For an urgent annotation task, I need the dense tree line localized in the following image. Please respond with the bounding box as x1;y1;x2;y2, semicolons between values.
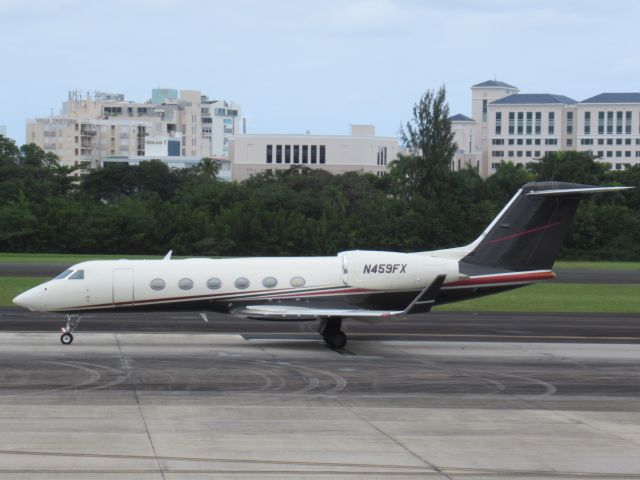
0;134;638;260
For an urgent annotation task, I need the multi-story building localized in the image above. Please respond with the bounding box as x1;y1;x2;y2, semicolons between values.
229;125;398;181
451;80;640;176
26;89;242;171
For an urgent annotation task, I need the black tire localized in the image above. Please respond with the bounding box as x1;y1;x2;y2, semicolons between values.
324;331;347;349
60;332;73;345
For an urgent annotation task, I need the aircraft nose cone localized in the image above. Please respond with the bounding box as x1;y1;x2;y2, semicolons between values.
13;288;43;311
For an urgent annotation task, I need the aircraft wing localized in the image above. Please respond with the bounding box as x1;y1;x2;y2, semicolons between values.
232;275;447;321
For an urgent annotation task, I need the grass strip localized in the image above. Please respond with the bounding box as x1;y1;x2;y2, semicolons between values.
0;277;49;307
436;283;640;314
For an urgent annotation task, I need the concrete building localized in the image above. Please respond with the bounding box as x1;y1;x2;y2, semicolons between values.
229;125;399;181
26;89;241;172
450;80;640;176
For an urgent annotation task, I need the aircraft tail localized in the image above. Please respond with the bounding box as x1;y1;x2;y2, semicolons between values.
459;181;631;273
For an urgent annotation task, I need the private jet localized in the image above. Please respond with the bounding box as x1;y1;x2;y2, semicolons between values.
13;181;630;348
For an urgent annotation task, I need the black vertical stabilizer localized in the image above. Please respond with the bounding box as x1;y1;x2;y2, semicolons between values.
460;182;628;273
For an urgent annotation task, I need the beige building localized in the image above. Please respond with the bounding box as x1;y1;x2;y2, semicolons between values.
451;80;640;176
26;89;241;171
229;125;399;181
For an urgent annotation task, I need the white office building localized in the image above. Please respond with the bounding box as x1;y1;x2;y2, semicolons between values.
229;125;399;181
451;80;640;176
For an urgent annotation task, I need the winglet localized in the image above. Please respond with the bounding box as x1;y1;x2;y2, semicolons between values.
163;250;173;260
402;274;446;315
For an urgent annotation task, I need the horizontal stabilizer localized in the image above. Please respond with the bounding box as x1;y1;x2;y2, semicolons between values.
527;186;632;196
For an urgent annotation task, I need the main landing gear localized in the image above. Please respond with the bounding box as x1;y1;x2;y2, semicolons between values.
60;314;81;345
319;318;347;349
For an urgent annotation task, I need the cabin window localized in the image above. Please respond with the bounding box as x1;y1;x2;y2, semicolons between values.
290;276;305;287
262;277;277;288
150;278;165;291
68;270;84;280
54;269;73;280
234;277;250;289
178;278;193;290
207;277;222;290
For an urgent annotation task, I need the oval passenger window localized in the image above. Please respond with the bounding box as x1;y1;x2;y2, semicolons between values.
150;278;165;291
178;278;193;290
290;276;305;287
262;277;277;288
234;277;250;289
207;277;222;290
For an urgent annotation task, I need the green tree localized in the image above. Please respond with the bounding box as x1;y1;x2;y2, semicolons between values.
392;85;457;198
528;150;608;184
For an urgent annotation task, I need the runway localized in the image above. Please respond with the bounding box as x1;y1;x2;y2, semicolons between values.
1;307;640;478
1;262;640;283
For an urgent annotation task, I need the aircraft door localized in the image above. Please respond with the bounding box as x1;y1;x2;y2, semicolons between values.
112;268;134;306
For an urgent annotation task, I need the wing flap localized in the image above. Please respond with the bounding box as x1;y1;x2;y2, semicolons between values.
233;274;447;321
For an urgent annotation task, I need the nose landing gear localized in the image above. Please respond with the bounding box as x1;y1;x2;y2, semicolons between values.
60;314;81;345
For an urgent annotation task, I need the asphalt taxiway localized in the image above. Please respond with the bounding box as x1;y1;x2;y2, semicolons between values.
1;309;640;478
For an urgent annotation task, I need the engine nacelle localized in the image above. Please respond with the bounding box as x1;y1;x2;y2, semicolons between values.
339;250;458;290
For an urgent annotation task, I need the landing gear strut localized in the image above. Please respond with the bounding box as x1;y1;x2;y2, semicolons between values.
60;314;81;345
319;318;347;349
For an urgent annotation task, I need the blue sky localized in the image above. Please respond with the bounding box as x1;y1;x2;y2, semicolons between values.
1;0;639;144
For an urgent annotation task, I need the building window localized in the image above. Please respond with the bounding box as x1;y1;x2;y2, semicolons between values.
607;138;613;145
310;145;317;164
495;112;502;135
616;138;622;145
607;111;613;134
319;145;326;164
492;151;504;157
584;111;591;134
266;145;272;163
616;111;623;134
293;145;300;163
285;145;291;164
535;112;541;135
517;138;523;145
548;112;555;135
302;145;308;163
517;112;523;135
598;111;605;134
567;111;573;135
534;138;541;145
626;151;632;157
276;145;282;163
535;151;541;157
598;151;604;158
508;151;514;156
517;151;523;157
567;139;573;146
626;138;632;145
607;151;613;157
616;151;622;157
508;112;515;135
525;138;532;145
482;99;488;122
526;112;532;135
626;111;632;134
508;138;514;145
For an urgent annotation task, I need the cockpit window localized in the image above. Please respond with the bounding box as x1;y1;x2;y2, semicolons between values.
54;269;73;280
68;270;85;280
